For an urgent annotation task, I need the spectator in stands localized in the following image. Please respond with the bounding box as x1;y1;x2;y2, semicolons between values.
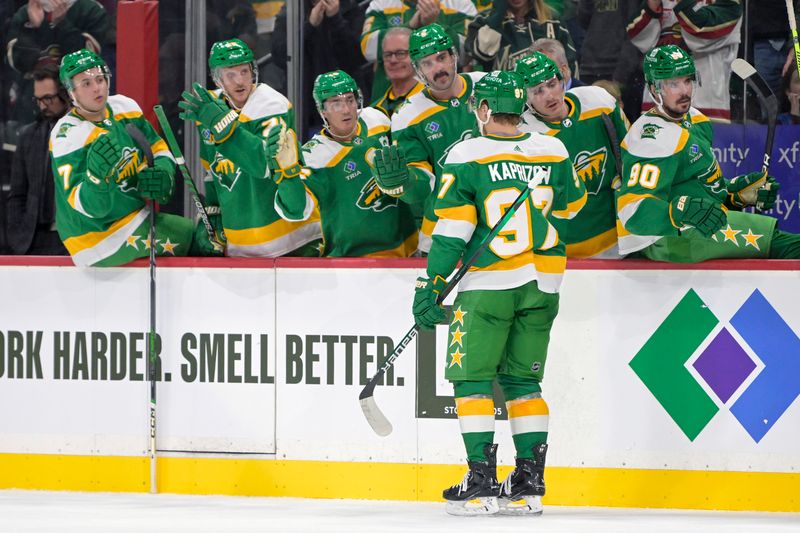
274;0;369;138
7;64;69;255
626;0;741;122
465;0;577;72
5;0;109;123
532;38;583;89
360;0;477;102
578;0;642;120
778;65;800;125
749;0;799;99
372;27;424;118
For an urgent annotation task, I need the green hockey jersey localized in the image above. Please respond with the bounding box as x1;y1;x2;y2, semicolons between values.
275;107;418;257
360;0;477;101
616;108;725;254
391;71;484;252
50;94;180;266
198;83;321;257
430;132;586;294
521;86;629;258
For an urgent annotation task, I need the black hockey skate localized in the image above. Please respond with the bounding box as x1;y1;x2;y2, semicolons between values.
497;443;547;515
443;444;500;516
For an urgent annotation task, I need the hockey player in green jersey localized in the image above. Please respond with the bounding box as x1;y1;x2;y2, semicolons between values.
413;70;584;516
375;23;485;253
178;39;322;257
50;49;217;267
617;45;800;261
517;51;628;259
273;70;418;257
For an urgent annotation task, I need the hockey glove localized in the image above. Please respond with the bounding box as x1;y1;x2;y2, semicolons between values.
669;195;727;238
374;144;410;197
86;132;122;189
727;172;780;210
266;123;303;184
138;166;174;204
412;276;447;330
189;218;225;257
178;82;239;143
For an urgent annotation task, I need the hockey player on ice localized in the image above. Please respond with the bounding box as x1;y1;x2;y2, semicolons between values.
374;23;485;254
617;45;800;261
412;70;584;516
273;70;419;257
517;51;629;259
179;39;322;258
50;49;219;267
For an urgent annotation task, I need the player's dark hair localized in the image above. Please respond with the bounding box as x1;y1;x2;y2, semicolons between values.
33;63;69;103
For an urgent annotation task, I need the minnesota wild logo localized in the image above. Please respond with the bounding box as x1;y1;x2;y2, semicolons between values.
56;122;75;138
573;147;607;194
357;178;398;213
115;147;140;192
641;123;663;140
210;152;241;192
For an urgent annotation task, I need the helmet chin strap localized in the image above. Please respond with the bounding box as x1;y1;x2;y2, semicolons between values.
474;108;491;135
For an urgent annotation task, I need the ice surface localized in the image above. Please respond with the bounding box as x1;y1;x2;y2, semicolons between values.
0;490;797;533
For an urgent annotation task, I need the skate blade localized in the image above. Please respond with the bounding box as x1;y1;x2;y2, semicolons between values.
498;495;543;516
445;497;499;516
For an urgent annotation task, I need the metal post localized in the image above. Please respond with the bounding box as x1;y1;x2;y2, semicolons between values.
286;0;303;136
184;0;207;217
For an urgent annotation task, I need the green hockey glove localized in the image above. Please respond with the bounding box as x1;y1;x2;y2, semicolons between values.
178;82;239;143
86;133;122;189
412;276;447;330
727;172;780;210
669;195;727;238
138;166;174;204
374;144;410;197
189;218;225;256
266;123;303;184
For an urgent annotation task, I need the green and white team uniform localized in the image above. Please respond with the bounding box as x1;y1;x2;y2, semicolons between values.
617;108;795;261
360;0;476;101
520;86;629;258
390;71;485;252
51;95;193;267
275;107;418;257
198;84;322;257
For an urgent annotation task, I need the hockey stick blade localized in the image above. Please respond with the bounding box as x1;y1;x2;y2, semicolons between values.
359;388;393;437
732;59;779;117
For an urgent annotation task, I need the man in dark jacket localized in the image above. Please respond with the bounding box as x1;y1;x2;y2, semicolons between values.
6;64;69;255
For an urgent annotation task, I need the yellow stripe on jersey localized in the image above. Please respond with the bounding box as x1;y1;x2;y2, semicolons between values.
421;216;436;237
533;253;566;274
327;146;352;168
368;124;390;136
616;219;631;237
114;111;143;121
552;189;587;219
566;227;618;258
225;217;318;246
408;105;445;127
474;154;566;165
84;126;107;147
468;252;534;272
579;107;614;121
63;208;143;255
617;192;659;213
151;139;168;154
409;161;434;173
364;231;418;258
434;204;477;224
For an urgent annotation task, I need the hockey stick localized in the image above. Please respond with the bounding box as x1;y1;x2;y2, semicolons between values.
731;59;778;210
360;175;545;436
786;0;800;82
125;124;158;494
600;112;623;182
152;105;225;252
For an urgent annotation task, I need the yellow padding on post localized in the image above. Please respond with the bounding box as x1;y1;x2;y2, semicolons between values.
507;397;549;418
455;397;495;416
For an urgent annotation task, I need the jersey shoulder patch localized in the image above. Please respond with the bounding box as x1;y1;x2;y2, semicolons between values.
302;134;346;169
50;114;102;158
108;94;143;118
623;115;687;159
570;86;616;117
239;83;292;122
391;91;444;131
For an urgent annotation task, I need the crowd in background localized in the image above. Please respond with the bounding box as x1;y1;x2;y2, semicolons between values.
1;0;799;257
